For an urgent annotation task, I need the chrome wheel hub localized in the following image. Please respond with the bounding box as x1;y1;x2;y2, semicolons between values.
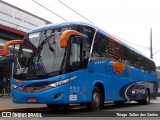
93;92;100;107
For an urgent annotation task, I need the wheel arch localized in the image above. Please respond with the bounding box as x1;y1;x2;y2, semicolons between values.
94;82;105;102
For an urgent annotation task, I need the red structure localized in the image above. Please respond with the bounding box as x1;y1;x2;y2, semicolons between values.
0;0;51;46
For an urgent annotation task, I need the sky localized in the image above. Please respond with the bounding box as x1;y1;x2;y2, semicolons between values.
3;0;160;66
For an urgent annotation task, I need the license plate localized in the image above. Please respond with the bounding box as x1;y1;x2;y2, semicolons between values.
27;98;37;103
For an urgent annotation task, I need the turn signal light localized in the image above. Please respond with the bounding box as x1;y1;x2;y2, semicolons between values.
16;79;23;84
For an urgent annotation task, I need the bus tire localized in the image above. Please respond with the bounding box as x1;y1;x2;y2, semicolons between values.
138;90;150;105
87;86;103;111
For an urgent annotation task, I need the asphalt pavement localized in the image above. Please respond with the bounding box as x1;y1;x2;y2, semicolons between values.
1;95;160;112
0;96;46;112
1;96;160;119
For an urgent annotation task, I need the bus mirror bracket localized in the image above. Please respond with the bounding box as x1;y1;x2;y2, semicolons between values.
60;30;87;48
88;57;96;61
2;40;22;56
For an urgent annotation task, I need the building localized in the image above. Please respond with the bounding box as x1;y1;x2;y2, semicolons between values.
0;0;51;91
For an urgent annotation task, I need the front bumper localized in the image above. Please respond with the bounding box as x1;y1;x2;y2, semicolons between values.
11;85;69;104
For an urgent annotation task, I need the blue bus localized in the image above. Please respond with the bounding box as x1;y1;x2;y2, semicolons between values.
2;22;158;111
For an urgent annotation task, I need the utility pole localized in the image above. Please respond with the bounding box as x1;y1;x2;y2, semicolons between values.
150;28;153;59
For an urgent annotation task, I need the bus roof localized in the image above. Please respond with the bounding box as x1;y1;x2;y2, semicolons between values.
30;21;96;33
29;21;154;63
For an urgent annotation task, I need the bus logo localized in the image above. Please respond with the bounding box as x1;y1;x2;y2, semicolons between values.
112;62;125;74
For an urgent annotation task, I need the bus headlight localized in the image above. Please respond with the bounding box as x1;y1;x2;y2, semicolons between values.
49;76;77;88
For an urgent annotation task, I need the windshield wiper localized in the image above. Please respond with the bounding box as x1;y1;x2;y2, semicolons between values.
36;33;56;61
33;33;57;71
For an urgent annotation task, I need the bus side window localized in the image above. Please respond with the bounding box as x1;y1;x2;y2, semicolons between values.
70;42;81;67
108;37;124;62
92;32;109;60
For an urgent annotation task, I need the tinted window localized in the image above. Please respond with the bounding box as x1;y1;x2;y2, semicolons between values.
123;46;156;73
108;37;123;62
93;32;109;59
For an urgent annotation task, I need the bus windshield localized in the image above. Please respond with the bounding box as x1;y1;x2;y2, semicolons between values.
14;29;67;79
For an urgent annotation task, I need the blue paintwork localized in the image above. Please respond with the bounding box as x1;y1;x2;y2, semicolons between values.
11;70;90;104
11;22;158;104
11;59;158;104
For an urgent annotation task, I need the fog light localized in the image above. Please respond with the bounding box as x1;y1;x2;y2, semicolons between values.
54;93;63;100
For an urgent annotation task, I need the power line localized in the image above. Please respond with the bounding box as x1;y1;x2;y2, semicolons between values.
153;58;160;61
153;48;160;56
121;39;149;50
33;0;159;65
57;0;95;24
33;0;149;50
108;32;150;50
57;0;149;50
32;0;67;21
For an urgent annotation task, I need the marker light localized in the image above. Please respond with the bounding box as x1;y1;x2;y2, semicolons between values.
132;90;136;94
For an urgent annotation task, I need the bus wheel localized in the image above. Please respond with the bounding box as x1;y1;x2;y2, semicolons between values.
87;86;103;111
138;90;150;105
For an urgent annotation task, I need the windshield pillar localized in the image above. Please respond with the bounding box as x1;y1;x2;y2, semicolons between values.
89;29;97;61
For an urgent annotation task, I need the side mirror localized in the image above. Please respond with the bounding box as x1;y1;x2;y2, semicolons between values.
60;30;87;48
1;40;22;56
